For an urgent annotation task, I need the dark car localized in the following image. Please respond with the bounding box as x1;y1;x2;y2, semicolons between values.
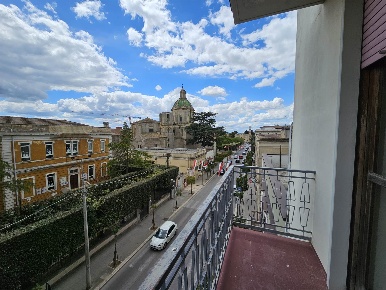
219;168;225;175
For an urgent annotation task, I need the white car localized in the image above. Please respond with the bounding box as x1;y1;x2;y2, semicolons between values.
150;221;178;250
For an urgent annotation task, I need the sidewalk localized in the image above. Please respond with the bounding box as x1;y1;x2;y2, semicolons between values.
49;172;215;290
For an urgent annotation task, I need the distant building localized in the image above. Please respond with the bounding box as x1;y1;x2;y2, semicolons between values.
235;133;251;143
132;86;196;149
0;116;112;211
254;125;290;167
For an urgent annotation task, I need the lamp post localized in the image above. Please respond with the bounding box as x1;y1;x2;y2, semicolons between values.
170;179;175;199
82;177;91;289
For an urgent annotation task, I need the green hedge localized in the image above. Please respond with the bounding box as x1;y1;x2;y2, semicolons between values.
0;166;178;289
0;167;153;231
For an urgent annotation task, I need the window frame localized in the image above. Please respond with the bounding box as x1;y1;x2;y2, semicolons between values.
46;172;57;191
88;139;93;154
45;141;54;159
88;164;95;180
100;139;105;153
66;140;79;156
20;142;31;161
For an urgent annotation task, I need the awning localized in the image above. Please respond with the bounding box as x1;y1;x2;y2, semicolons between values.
229;0;325;24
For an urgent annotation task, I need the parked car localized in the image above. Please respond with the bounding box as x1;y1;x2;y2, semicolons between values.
219;168;226;175
235;159;241;163
150;221;178;250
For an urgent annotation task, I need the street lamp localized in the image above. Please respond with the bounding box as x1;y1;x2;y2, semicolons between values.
170;179;175;199
82;178;91;289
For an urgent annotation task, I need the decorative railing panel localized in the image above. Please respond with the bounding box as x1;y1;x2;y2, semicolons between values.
140;169;234;290
233;165;316;240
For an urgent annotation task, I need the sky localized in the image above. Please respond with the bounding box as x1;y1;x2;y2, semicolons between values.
0;0;296;133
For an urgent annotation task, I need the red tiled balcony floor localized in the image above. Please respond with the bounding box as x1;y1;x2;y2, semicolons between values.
217;227;327;290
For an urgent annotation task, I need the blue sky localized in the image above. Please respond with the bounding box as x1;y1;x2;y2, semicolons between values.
0;0;296;132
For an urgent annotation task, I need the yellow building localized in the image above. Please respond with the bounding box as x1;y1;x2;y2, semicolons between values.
0;117;112;211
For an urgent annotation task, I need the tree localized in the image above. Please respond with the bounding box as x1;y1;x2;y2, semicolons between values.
229;131;238;138
186;112;225;147
216;135;243;151
186;176;196;194
236;174;249;192
108;122;152;177
1;159;32;197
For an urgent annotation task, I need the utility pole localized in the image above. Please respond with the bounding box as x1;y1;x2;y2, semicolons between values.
82;176;91;289
279;145;282;168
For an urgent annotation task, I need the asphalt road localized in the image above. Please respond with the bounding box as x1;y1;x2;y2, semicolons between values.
100;173;223;290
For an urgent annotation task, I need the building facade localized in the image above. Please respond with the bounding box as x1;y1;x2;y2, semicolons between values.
254;125;290;167
230;0;386;288
0;117;112;211
132;87;195;149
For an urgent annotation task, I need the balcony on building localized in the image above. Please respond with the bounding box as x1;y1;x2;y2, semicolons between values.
140;160;328;290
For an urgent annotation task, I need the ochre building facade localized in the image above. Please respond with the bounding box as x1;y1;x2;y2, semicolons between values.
0;117;112;211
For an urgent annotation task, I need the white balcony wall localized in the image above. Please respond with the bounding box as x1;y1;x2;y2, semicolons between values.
291;0;363;289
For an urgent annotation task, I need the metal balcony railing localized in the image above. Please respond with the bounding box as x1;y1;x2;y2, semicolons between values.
140;168;234;290
233;165;316;241
140;165;316;290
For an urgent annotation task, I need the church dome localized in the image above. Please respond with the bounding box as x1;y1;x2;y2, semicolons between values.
172;86;193;110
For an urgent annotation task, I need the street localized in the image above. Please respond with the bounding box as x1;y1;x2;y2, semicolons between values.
98;173;222;289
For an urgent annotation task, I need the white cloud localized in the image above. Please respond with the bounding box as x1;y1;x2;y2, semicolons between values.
0;2;129;101
127;27;143;46
210;99;293;132
209;6;235;38
198;86;227;97
254;77;276;88
1;86;293;132
118;1;296;85
72;0;106;21
44;2;57;14
155;85;162;91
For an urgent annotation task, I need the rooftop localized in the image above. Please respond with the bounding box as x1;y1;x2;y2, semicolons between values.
0;116;85;126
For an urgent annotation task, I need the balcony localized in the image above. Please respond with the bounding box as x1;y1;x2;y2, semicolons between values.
140;165;327;289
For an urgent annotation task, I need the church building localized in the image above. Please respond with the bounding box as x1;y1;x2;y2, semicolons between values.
131;86;195;149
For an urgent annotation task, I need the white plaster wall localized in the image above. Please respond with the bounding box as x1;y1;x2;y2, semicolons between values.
292;0;363;288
